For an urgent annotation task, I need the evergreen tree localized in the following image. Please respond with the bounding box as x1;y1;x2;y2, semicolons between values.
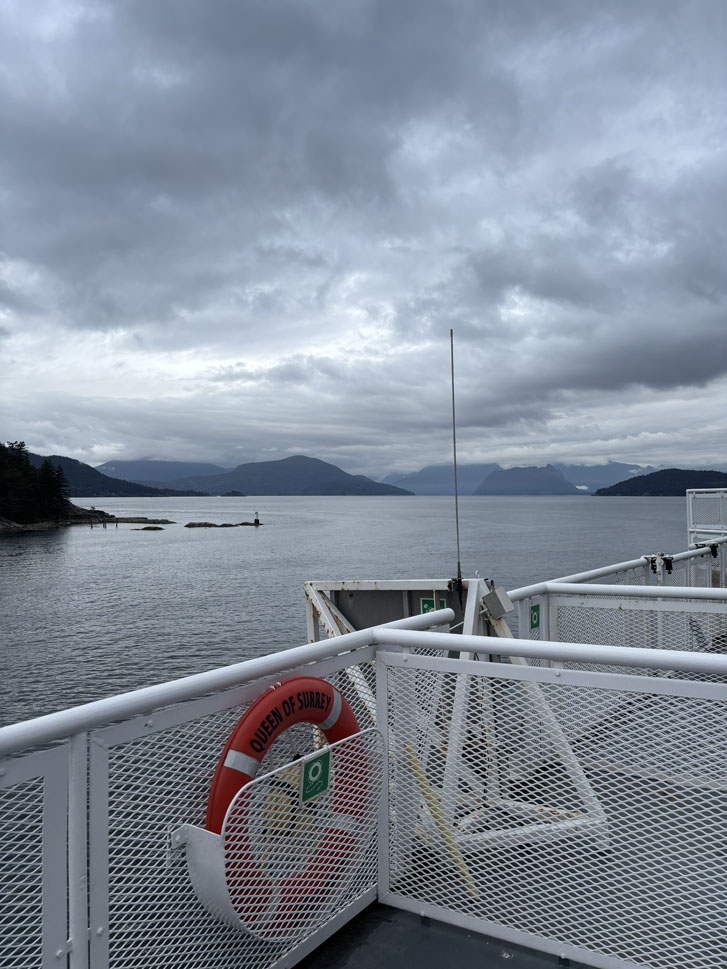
0;442;37;523
35;458;57;520
0;442;72;524
52;463;70;520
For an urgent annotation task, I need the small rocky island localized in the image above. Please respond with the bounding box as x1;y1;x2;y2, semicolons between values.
185;514;261;528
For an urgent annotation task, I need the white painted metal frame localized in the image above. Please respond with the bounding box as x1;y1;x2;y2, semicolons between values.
687;488;727;545
372;626;727;676
375;647;727;969
509;540;727;603
86;644;383;968
0;609;452;969
0;746;69;968
512;582;727;672
3;566;726;969
174;726;384;957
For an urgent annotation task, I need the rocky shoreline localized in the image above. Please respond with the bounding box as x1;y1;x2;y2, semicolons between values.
0;508;115;533
1;510;262;533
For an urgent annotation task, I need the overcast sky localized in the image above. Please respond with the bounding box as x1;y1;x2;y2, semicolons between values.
1;0;725;476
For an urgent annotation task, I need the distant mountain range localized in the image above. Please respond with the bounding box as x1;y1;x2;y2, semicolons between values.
23;451;725;499
474;465;581;495
166;455;411;496
381;463;502;495
27;453;205;498
96;459;230;483
552;462;660;492
383;460;661;495
594;469;727;496
28;453;411;497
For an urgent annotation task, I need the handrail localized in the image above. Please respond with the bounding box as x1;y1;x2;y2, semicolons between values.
0;608;454;758
508;537;727;601
373;627;727;676
670;536;727;557
508;559;646;600
540;582;727;600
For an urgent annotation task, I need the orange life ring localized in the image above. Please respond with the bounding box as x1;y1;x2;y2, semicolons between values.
206;676;360;834
203;676;365;940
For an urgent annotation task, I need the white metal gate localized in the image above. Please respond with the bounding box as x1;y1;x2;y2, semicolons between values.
376;649;727;969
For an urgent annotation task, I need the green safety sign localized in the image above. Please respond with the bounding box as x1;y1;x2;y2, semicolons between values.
530;603;541;630
420;597;446;614
300;749;331;804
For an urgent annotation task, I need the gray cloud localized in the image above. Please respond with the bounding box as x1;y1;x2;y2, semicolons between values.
1;0;725;474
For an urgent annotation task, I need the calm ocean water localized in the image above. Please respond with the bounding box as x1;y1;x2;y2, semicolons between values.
0;495;687;726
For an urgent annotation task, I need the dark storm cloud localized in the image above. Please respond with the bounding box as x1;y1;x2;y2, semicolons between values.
0;0;724;471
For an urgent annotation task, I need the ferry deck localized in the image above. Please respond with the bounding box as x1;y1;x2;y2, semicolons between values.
1;489;725;969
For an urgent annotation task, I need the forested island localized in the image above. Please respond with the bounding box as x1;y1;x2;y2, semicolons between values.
594;468;727;496
0;441;109;531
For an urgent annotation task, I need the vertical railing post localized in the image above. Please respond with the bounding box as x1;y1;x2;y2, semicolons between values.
517;598;529;641
376;652;393;900
68;732;89;969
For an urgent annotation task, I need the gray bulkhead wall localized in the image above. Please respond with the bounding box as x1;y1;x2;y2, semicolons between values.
330;588;465;632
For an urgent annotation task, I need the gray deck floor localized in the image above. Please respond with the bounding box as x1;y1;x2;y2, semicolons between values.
297;904;588;968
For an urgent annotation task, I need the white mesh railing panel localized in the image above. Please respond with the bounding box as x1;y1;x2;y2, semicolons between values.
691;493;723;529
91;705;244;969
585;565;648;587
689;557;714;589
552;597;727;682
380;654;727;969
0;776;45;969
88;658;380;969
217;729;383;946
0;748;68;969
663;562;688;586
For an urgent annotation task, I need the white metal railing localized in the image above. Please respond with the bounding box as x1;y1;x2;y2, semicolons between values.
509;536;727;603
376;643;727;969
688;487;727;545
0;610;451;969
2;612;727;969
510;582;727;669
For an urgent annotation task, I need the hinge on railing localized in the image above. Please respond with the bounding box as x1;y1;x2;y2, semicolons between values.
54;938;72;960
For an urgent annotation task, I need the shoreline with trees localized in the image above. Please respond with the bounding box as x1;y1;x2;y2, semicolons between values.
0;441;111;533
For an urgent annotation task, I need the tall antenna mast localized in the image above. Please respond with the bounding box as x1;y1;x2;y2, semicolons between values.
450;328;463;589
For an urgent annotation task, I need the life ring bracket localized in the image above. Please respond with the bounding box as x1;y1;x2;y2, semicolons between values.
176;726;385;943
